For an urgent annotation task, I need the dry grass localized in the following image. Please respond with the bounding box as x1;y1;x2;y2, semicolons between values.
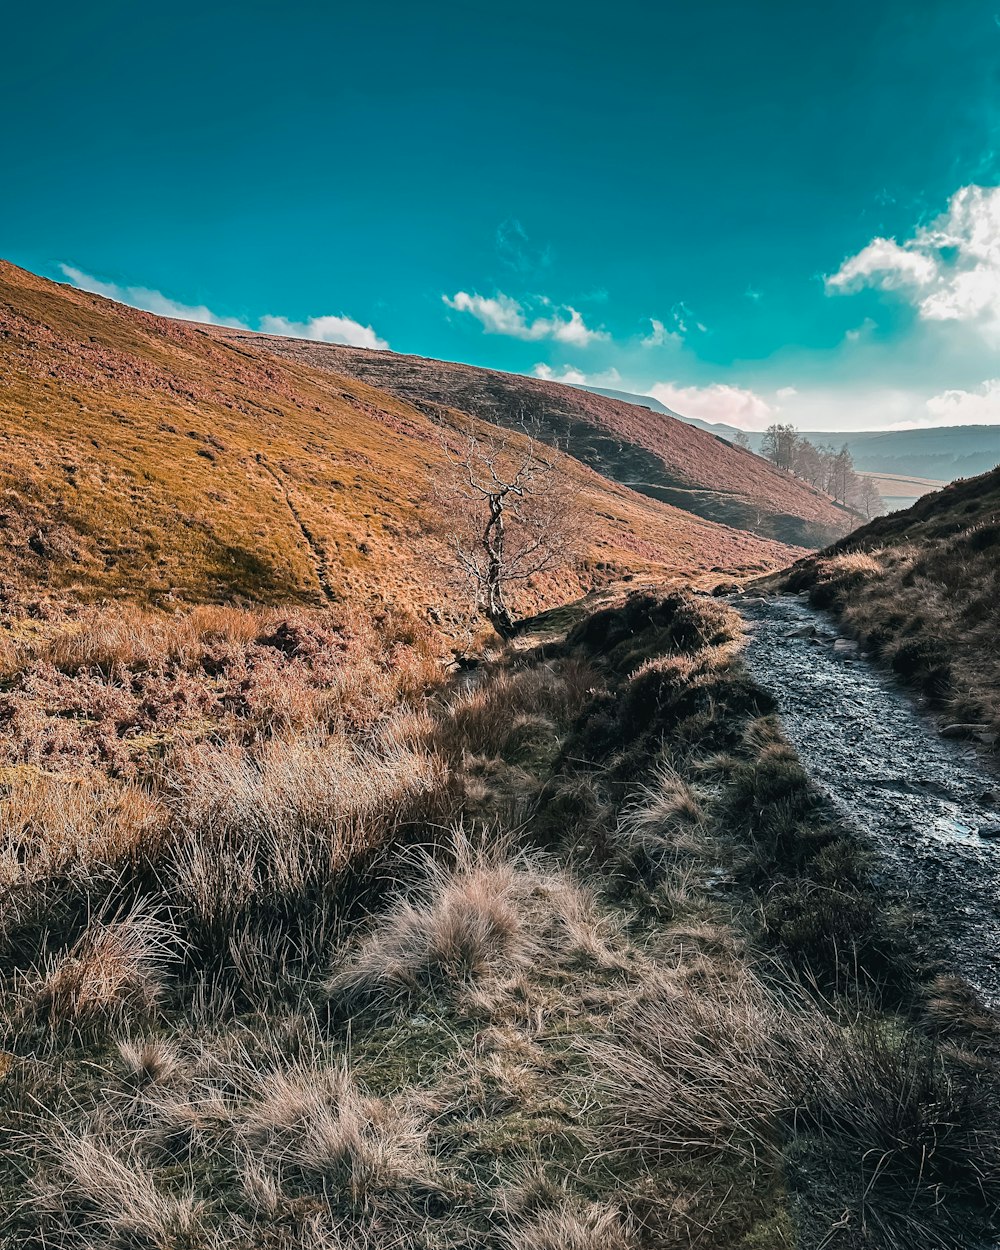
3;587;999;1250
784;467;1000;736
501;1198;635;1249
18;901;176;1038
0;771;166;886
591;966;1000;1247
39;1130;206;1246
328;833;612;1008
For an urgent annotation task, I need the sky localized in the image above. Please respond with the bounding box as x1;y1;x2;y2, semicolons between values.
5;0;1000;431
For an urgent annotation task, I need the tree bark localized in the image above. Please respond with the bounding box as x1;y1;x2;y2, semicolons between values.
483;493;516;637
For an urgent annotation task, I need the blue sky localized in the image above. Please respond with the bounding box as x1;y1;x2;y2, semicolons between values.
5;0;1000;430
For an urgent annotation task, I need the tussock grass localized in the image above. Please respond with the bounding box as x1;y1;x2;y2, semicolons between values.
37;1129;206;1246
328;833;612;1008
17;901;176;1039
3;586;999;1250
591;967;1000;1247
501;1197;635;1249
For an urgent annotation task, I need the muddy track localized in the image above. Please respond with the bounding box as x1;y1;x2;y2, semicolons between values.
736;592;1000;1006
255;458;336;603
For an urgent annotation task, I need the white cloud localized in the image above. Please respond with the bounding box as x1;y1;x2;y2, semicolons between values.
641;317;682;348
925;378;1000;425
825;238;937;293
258;313;388;350
670;302;707;335
648;381;775;429
775;386;798;399
826;185;1000;338
533;363;622;387
59;264;249;328
443;290;608;345
60;264;388;349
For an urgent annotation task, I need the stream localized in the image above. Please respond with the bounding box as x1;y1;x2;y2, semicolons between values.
736;592;1000;1007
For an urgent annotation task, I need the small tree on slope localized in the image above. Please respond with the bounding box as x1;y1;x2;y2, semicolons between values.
439;419;575;638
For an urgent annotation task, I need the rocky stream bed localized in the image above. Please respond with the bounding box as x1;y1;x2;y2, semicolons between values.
737;592;1000;1007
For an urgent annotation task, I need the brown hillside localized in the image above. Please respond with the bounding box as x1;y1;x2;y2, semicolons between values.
212;335;853;548
779;465;1000;741
0;262;795;627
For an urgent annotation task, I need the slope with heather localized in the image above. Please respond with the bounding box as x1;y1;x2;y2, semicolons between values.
778;464;1000;741
209;334;853;548
0;261;795;628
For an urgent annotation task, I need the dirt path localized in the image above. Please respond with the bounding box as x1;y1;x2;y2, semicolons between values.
255;458;337;603
737;592;1000;1006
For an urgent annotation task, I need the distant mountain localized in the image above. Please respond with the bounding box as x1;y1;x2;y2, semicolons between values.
779;426;1000;483
576;385;744;440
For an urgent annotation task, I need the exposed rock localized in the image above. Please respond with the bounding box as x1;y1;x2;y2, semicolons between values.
833;638;859;656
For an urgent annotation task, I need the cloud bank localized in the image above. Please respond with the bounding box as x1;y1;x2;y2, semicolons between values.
533;363;622;386
59;264;388;349
648;381;776;429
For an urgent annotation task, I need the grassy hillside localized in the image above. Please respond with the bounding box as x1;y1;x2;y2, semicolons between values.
2;589;997;1249
779;465;1000;742
0;261;793;629
209;333;853;548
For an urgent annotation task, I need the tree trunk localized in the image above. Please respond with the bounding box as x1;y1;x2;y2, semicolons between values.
483;493;516;638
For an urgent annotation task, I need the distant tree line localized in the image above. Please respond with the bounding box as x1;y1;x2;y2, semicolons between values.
756;423;884;519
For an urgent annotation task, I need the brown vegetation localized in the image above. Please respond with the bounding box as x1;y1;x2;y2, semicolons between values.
0;259;796;628
208;329;854;547
779;464;1000;743
2;588;997;1249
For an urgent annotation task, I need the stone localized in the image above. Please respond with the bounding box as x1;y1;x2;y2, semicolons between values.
833;638;859;656
977;822;1000;839
784;625;816;639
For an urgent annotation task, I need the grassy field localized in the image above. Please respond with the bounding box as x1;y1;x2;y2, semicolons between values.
1;590;997;1249
857;470;947;512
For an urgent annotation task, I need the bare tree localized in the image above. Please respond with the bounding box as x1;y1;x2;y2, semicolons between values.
760;423;798;472
730;428;752;450
851;473;885;520
437;419;576;638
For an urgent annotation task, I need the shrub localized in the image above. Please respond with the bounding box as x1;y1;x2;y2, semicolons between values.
591;970;1000;1247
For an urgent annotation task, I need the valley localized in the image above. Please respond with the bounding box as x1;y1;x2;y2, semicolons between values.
1;260;1000;1250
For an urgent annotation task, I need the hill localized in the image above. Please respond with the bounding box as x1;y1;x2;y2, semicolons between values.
0;261;797;628
208;333;855;548
802;425;1000;482
578;387;1000;503
780;463;1000;740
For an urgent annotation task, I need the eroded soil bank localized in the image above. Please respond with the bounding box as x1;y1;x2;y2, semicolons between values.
738;591;1000;1006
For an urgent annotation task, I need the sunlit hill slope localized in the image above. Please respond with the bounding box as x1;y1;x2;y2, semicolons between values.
1;261;800;625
